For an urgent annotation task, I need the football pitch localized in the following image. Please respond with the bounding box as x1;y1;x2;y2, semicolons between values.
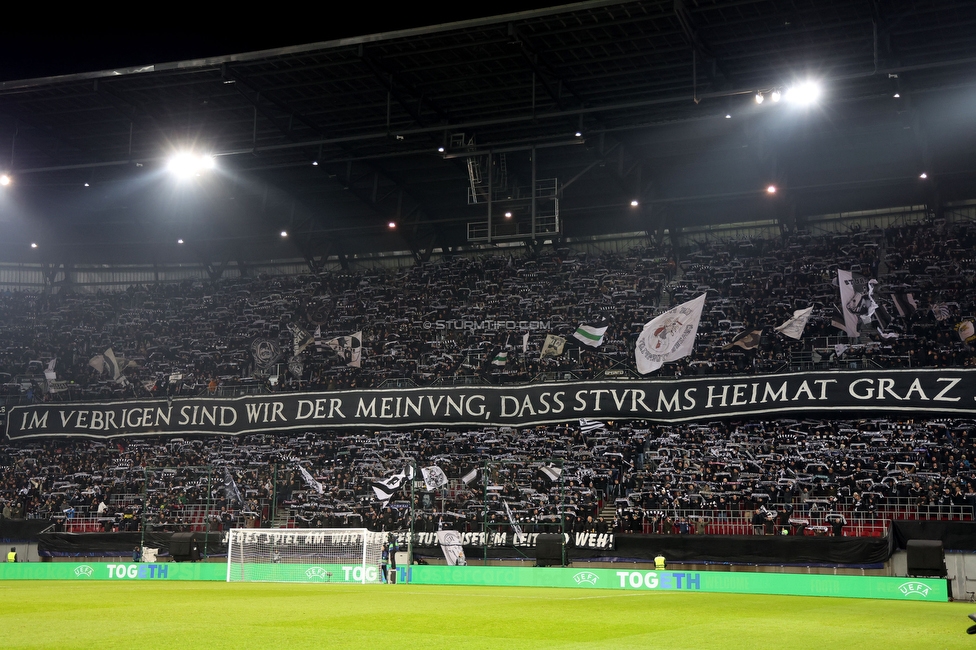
1;581;974;649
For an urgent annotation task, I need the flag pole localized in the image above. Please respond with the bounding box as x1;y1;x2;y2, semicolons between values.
408;459;416;569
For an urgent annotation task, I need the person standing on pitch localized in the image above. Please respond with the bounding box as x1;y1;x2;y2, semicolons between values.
380;543;390;583
654;553;665;570
387;536;399;584
7;547;16;562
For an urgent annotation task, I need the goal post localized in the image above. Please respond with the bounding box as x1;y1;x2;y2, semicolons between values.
226;528;385;584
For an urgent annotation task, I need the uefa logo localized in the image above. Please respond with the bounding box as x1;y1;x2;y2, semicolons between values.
305;567;333;581
898;581;931;598
74;565;94;578
573;571;599;586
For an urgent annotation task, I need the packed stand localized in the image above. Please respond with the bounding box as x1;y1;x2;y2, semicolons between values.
2;417;974;537
0;217;972;401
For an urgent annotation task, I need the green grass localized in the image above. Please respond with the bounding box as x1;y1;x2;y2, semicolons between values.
0;581;973;649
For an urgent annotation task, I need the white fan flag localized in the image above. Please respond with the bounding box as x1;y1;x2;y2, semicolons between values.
326;331;362;367
298;465;324;495
635;293;706;374
774;306;814;340
540;334;566;358
436;530;466;566
837;270;869;337
421;465;449;491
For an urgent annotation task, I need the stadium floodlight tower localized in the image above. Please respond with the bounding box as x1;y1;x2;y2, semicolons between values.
226;528;384;584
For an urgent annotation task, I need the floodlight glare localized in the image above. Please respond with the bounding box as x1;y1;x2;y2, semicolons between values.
630;200;639;207
770;90;782;103
755;92;764;104
0;174;10;186
919;172;928;179
504;211;512;218
177;239;184;244
167;152;216;178
784;81;821;105
280;231;288;238
30;243;37;249
767;185;777;194
388;221;397;229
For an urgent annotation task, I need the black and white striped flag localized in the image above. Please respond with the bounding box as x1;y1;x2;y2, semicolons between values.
892;292;917;318
503;500;524;539
579;418;606;433
539;464;562;483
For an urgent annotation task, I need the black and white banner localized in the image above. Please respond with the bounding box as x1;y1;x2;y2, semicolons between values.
412;531;615;551
6;369;976;439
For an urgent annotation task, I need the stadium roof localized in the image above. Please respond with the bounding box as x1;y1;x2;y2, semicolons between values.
1;1;975;267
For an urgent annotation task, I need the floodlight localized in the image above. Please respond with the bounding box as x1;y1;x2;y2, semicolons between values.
177;239;184;244
280;231;288;238
30;243;37;249
388;221;397;229
919;172;928;179
0;174;10;186
784;81;821;105
770;90;782;103
725;114;732;119
504;211;512;218
437;147;445;153
766;185;777;194
167;152;216;178
312;161;318;166
575;131;582;137
755;93;764;104
630;200;639;207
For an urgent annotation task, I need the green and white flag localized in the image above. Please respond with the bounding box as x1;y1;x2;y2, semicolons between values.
573;322;608;347
491;351;509;366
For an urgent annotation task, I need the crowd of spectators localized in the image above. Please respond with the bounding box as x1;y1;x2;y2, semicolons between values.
1;215;975;539
0;216;972;400
2;416;974;537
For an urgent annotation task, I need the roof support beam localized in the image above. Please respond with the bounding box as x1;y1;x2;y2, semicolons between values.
674;0;734;89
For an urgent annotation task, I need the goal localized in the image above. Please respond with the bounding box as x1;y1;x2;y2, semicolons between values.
226;528;385;584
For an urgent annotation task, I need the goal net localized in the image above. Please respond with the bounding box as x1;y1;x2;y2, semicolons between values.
226;528;385;584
